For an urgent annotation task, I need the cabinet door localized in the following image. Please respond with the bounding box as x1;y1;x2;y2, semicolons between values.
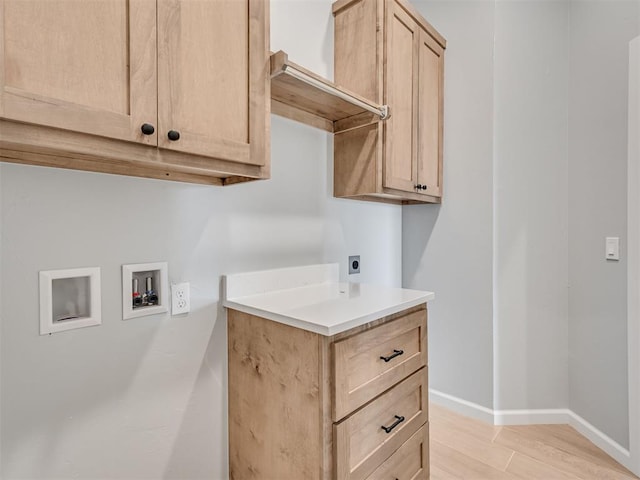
0;0;157;145
383;0;419;193
157;0;268;166
417;28;444;198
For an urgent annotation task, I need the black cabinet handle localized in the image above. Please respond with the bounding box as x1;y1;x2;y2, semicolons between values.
415;184;428;190
380;349;404;363
381;415;405;434
141;123;155;135
168;130;181;141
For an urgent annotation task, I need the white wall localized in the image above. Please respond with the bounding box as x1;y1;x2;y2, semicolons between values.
0;2;402;478
403;0;496;409
628;34;640;475
404;1;637;452
0;162;3;476
568;0;640;449
405;0;570;415
493;0;569;411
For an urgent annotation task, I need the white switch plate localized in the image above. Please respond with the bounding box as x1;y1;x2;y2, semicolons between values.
171;282;191;315
606;237;620;261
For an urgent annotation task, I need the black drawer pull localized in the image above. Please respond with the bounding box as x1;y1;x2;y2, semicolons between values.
381;415;405;434
380;349;404;362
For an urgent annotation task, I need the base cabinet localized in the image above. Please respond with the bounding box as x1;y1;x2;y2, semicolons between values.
333;0;445;205
227;305;430;480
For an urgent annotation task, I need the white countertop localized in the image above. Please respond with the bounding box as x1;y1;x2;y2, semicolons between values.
222;264;434;336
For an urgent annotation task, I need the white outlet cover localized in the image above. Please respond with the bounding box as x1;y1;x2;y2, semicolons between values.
171;282;191;315
122;262;168;320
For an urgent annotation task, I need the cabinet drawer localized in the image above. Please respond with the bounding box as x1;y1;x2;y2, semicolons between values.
334;368;428;480
333;309;427;420
366;424;429;480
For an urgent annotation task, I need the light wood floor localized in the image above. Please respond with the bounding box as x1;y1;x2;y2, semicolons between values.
429;403;639;480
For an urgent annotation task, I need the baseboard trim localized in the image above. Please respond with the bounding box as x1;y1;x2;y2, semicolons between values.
428;388;494;424
428;388;631;470
567;410;631;468
494;408;570;426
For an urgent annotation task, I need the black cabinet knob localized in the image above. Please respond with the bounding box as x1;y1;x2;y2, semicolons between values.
421;185;428;190
141;123;155;135
415;184;428;191
168;130;181;141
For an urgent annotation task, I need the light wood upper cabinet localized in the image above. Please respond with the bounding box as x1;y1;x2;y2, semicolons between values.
0;0;269;185
384;2;419;194
157;0;267;166
417;26;444;198
333;0;445;204
0;0;157;146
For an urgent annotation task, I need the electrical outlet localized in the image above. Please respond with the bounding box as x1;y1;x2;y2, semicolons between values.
171;282;190;315
349;255;361;274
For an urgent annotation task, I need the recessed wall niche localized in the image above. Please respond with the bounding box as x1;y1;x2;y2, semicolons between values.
39;267;102;335
122;262;168;320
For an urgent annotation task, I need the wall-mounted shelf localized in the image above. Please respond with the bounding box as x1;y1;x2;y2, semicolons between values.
270;51;389;133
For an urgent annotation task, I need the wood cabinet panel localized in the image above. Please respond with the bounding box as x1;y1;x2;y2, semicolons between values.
366;424;429;480
0;0;157;144
228;304;429;480
333;0;445;205
228;309;328;480
157;0;263;166
417;28;444;197
0;0;269;183
334;123;380;198
383;1;418;192
334;0;380;102
334;368;429;480
333;309;427;421
5;0;128;114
